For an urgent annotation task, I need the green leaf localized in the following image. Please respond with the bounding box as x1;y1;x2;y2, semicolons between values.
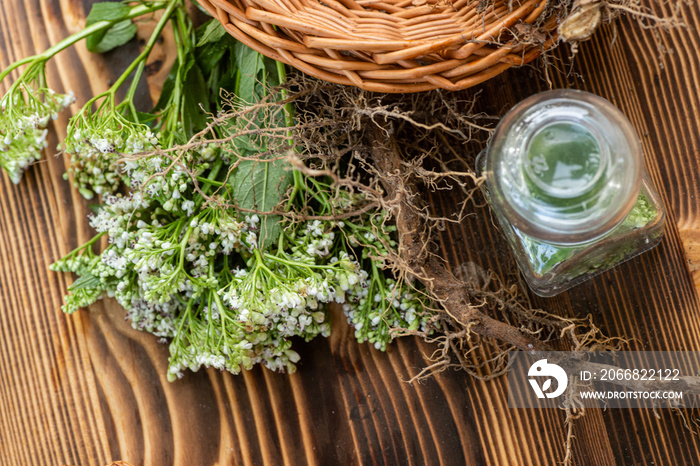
153;58;179;113
231;158;292;250
67;273;102;292
195;29;239;107
182;62;210;137
264;58;282;86
197;32;235;77
196;20;227;47
226;45;294;249
90;20;137;53
86;3;137;53
180;52;196;81
86;2;131;22
234;42;268;104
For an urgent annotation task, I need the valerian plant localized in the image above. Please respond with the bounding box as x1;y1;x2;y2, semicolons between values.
1;0;433;380
0;1;165;184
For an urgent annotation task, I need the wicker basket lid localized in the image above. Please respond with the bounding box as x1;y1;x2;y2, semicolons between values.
198;0;559;92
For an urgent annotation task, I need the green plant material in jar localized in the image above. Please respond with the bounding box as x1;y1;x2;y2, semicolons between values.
516;192;659;277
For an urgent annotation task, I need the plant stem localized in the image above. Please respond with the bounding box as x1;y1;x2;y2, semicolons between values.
286;169;304;210
264;252;333;271
276;61;294;129
160;5;192;137
196;176;223;187
0;3;164;84
57;231;107;261
112;0;181;103
201;159;224;194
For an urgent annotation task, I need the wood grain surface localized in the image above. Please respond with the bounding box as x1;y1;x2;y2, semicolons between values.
1;1;699;465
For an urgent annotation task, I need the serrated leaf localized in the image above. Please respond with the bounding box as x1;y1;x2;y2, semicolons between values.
196;20;227;47
231;158;292;250
86;3;137;53
234;42;268;104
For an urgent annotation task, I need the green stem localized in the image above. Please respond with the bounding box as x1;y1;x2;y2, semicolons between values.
122;59;149;121
159;8;190;138
308;176;331;211
175;4;194;50
174;299;193;341
369;261;399;319
252;253;282;287
264;252;333;271
193;159;225;210
275;61;295;129
275;61;304;211
195;176;223;187
213;291;242;330
178;226;193;270
286;169;304;210
111;0;181;101
0;57;36;83
371;261;386;297
202;159;224;193
58;232;107;260
0;3;164;84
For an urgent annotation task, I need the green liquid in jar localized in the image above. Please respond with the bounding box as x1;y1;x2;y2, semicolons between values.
515;192;658;276
524;122;604;208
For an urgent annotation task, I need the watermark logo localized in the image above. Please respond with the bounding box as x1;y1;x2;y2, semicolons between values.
509;351;697;409
528;359;568;399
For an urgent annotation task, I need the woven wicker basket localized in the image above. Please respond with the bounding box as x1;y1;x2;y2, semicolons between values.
198;0;560;93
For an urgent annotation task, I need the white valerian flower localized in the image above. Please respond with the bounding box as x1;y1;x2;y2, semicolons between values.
65;110;161;199
0;87;74;184
182;200;195;216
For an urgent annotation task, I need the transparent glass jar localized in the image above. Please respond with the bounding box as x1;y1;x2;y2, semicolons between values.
479;89;665;297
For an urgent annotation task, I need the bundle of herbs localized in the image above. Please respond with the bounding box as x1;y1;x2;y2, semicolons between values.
0;0;432;380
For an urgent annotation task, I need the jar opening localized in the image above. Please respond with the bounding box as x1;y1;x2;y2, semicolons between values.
523;121;606;200
485;89;643;245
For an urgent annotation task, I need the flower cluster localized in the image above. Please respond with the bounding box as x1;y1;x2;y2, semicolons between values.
52;100;437;381
55;148;438;379
64;109;160;199
344;275;429;351
0;86;74;183
337;211;433;351
53;153;381;379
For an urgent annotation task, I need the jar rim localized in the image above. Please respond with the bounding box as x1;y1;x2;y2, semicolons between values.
485;89;643;245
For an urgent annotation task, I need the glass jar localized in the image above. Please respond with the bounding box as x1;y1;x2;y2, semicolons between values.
480;89;665;297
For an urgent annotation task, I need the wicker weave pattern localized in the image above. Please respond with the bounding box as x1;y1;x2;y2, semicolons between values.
199;0;559;92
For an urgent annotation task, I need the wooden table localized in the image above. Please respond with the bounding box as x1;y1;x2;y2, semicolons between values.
1;2;699;465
